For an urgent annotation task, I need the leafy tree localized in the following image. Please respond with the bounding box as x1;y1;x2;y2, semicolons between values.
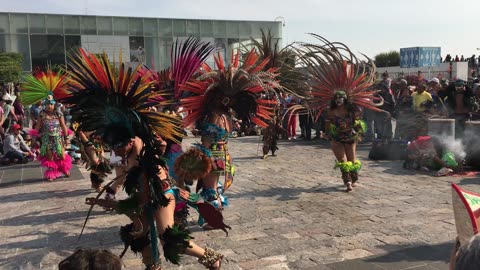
0;52;23;83
374;51;400;67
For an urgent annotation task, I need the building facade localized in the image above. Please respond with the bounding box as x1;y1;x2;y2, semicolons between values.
0;12;282;72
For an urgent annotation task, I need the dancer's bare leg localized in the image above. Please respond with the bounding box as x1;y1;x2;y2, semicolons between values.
155;193;221;269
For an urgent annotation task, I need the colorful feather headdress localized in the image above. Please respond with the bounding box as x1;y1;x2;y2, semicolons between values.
20;67;69;106
62;48;182;145
180;49;280;128
297;34;383;120
64;48;193;265
138;37;214;107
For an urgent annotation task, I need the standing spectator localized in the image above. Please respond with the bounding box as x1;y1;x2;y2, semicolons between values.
455;55;460;62
30;101;42;129
1;124;32;164
0;98;5;140
394;81;414;140
412;83;433;113
472;78;480;97
445;54;452;62
285;94;299;140
461;55;465;62
1;93;17;134
13;91;24;129
381;71;392;88
374;84;395;140
445;80;478;138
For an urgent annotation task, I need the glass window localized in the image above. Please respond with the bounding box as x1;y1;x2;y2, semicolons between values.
143;19;157;36
30;35;65;69
80;16;96;35
172;20;185;36
239;22;251;38
144;37;160;69
64;16;80;34
10;34;31;71
158;19;172;37
129;36;145;63
213;21;226;38
200;21;213;37
226;22;239;38
0;14;9;33
0;34;10;52
214;38;227;65
129;18;143;35
10;14;28;34
29;14;46;34
250;22;262;37
186;20;199;36
65;35;81;54
113;17;128;35
46;15;63;34
97;17;112;35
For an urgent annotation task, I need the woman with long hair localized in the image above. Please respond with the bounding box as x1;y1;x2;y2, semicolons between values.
34;95;72;181
297;35;383;192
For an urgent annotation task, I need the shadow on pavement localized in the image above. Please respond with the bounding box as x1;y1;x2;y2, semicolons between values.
0;188;91;203
365;241;452;263
228;184;343;201
0;206;104;226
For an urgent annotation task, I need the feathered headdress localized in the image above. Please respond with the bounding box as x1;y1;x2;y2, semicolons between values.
249;28;308;97
20;67;69;106
180;49;280;128
297;34;383;120
138;37;214;107
65;48;191;265
62;48;182;146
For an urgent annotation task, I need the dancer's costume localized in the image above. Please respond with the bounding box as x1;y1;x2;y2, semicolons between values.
20;68;72;180
61;48;226;269
73;125;111;191
297;35;382;186
138;37;215;229
174;49;279;227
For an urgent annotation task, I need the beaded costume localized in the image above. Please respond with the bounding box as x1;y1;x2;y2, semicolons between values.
174;49;279;230
20;68;72;180
296;35;383;191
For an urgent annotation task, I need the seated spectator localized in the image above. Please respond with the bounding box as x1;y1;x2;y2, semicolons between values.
1;124;33;165
58;248;122;270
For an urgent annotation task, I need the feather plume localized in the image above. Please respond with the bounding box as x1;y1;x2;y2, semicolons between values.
180;49;280;128
20;67;69;105
296;34;383;120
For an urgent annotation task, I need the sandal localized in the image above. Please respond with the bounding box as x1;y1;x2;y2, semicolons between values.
198;247;223;270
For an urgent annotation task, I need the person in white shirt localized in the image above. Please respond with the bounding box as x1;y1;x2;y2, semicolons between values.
2;124;33;164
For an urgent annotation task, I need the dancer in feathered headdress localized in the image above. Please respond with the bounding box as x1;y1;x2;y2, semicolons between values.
298;34;383;192
20;68;72;181
63;48;224;270
174;49;279;229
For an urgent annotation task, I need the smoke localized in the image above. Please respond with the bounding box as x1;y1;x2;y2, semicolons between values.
429;127;480;163
433;133;466;159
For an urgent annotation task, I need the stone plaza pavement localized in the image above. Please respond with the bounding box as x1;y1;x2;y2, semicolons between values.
1;135;479;269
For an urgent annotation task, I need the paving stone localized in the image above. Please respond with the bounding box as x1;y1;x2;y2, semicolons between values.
0;136;465;269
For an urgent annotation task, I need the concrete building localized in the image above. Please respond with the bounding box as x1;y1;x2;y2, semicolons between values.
0;12;282;72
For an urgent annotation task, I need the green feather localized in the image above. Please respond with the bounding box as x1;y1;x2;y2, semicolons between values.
116;194;143;215
160;225;193;264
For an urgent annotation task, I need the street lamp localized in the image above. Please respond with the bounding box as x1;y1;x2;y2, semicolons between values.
274;16;286;27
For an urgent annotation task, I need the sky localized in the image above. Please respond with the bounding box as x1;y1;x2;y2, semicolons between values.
2;0;480;59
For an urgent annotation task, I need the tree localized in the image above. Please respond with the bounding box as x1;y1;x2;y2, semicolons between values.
374;51;400;67
0;52;23;83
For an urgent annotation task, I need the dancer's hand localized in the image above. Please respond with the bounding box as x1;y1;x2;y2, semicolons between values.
179;189;190;200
